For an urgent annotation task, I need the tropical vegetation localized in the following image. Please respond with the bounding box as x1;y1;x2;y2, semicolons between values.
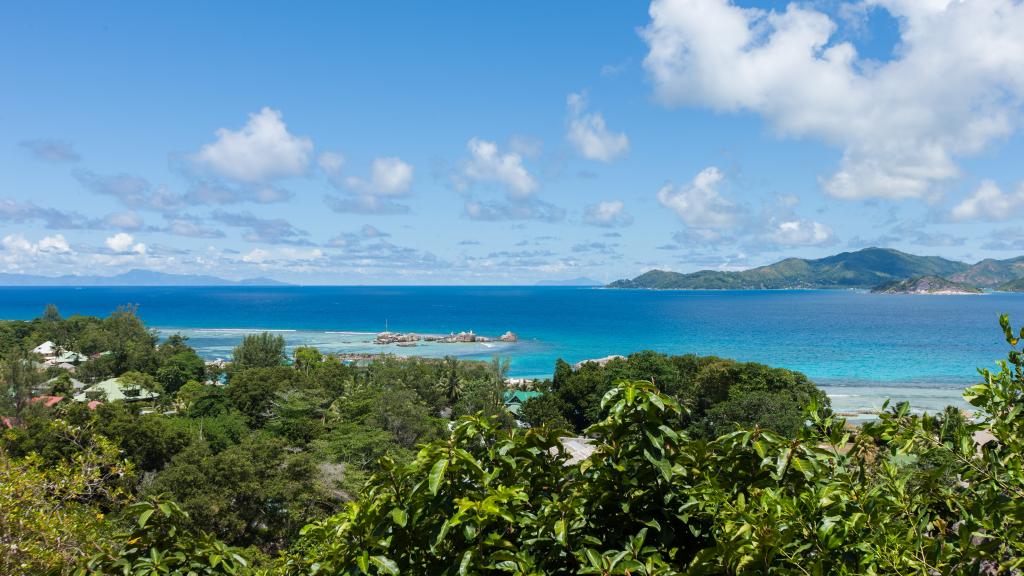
608;246;1024;291
2;306;1023;574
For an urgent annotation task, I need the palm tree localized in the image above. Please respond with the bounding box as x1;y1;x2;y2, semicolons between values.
438;356;462;405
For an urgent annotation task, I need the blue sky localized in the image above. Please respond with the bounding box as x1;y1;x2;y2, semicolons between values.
3;0;1024;284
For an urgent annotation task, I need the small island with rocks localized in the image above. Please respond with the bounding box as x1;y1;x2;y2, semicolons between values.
374;330;518;346
870;275;983;295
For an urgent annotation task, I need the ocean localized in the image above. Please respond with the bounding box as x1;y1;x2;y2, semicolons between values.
2;285;1023;417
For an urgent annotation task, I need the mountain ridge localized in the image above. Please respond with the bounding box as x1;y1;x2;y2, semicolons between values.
609;248;1020;290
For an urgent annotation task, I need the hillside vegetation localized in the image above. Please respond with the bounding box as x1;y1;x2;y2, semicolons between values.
608;247;1013;290
3;307;1024;573
1;306;838;574
870;275;983;294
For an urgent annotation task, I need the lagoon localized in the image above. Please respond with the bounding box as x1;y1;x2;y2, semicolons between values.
2;285;1022;417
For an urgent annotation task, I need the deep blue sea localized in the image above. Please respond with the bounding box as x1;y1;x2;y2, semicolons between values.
3;286;1023;417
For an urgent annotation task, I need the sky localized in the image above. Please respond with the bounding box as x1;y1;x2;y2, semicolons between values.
2;0;1024;284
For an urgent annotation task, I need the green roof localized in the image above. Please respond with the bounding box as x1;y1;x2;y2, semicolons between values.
503;391;542;414
73;377;159;403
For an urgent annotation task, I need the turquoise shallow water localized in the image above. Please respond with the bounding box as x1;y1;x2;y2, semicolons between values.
2;286;1023;416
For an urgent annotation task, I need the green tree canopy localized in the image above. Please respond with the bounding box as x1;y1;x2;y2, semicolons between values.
232;332;286;370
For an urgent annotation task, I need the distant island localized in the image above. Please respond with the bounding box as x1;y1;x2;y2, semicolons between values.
0;269;289;287
870;275;983;295
608;247;1024;292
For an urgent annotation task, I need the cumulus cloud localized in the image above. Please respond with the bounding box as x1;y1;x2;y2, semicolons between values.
583;200;633;227
105;233;147;254
642;0;1024;199
345;157;414;196
20;139;80;162
193;107;313;182
2;233;71;255
457;138;538;197
951;180;1024;222
566;93;629;163
324;156;414;215
656;167;738;231
764;220;834;247
242;247;323;264
242;248;271;263
454;138;565;222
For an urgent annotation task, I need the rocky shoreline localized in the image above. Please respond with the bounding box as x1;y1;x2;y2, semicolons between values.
374;330;518;346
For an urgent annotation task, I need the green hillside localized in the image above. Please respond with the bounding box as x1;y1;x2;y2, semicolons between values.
870;275;983;294
951;256;1024;288
609;247;970;289
996;277;1024;292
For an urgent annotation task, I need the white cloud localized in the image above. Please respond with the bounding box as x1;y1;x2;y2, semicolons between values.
2;233;71;255
242;248;271;263
326;156;414;215
37;235;71;253
951;180;1024;222
584;200;633;227
459;138;538;197
765;220;833;246
642;0;1024;199
346;157;414;196
280;247;323;261
2;234;34;254
105;232;147;254
242;247;323;263
656;167;738;230
193;107;313;182
566;93;629;163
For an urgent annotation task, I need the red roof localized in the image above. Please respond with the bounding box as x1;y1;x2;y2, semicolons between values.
1;416;17;429
30;395;65;408
86;400;102;410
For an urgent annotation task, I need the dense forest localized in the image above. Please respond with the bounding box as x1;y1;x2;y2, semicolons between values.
1;306;1023;574
608;246;1024;291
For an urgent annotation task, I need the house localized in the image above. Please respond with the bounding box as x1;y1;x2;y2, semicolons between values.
44;375;87;390
44;350;89;367
31;341;56;357
29;395;66;409
503;390;542;417
73;377;159;403
54;351;88;364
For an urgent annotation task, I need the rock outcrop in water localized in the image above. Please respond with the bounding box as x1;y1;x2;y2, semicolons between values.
870;275;982;294
375;330;519;345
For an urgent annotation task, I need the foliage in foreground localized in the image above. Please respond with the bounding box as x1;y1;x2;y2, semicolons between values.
282;318;1024;574
0;421;133;575
6;312;1024;574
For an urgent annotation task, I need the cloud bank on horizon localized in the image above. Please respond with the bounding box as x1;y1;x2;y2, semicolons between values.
2;0;1024;283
